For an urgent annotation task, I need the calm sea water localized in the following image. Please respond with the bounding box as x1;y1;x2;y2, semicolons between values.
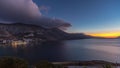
0;39;120;63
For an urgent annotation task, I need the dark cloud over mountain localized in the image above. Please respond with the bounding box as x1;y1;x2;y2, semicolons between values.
0;0;71;28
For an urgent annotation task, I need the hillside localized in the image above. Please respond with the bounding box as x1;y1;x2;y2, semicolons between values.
0;23;92;41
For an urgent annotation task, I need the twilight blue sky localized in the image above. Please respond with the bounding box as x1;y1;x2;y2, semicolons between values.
33;0;120;33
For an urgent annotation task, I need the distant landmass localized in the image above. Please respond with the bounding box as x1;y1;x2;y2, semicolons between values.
0;23;94;42
0;22;117;43
116;36;120;39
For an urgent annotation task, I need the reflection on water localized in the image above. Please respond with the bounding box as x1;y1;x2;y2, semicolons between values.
85;45;120;54
0;39;120;63
0;41;66;63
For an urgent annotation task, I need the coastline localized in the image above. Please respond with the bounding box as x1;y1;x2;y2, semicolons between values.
52;60;120;66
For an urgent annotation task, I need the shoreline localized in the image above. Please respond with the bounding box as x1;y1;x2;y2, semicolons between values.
52;60;120;66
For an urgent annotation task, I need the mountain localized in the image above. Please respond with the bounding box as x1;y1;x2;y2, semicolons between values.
0;23;92;41
66;33;93;40
116;36;120;39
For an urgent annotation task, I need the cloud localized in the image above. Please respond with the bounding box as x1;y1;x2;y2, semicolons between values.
0;0;41;21
0;0;71;29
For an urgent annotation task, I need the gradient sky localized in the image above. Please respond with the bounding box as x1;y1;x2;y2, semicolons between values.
33;0;120;37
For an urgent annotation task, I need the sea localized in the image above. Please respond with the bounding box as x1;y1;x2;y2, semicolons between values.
0;39;120;64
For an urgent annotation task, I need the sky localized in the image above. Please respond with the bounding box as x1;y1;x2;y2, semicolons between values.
33;0;120;38
0;0;120;38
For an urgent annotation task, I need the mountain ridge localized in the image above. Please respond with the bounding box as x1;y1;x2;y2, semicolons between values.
0;22;92;41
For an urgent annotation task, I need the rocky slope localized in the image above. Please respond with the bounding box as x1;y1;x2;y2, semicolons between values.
0;23;92;41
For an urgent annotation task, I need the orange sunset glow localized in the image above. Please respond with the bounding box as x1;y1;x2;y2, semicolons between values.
87;32;120;38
